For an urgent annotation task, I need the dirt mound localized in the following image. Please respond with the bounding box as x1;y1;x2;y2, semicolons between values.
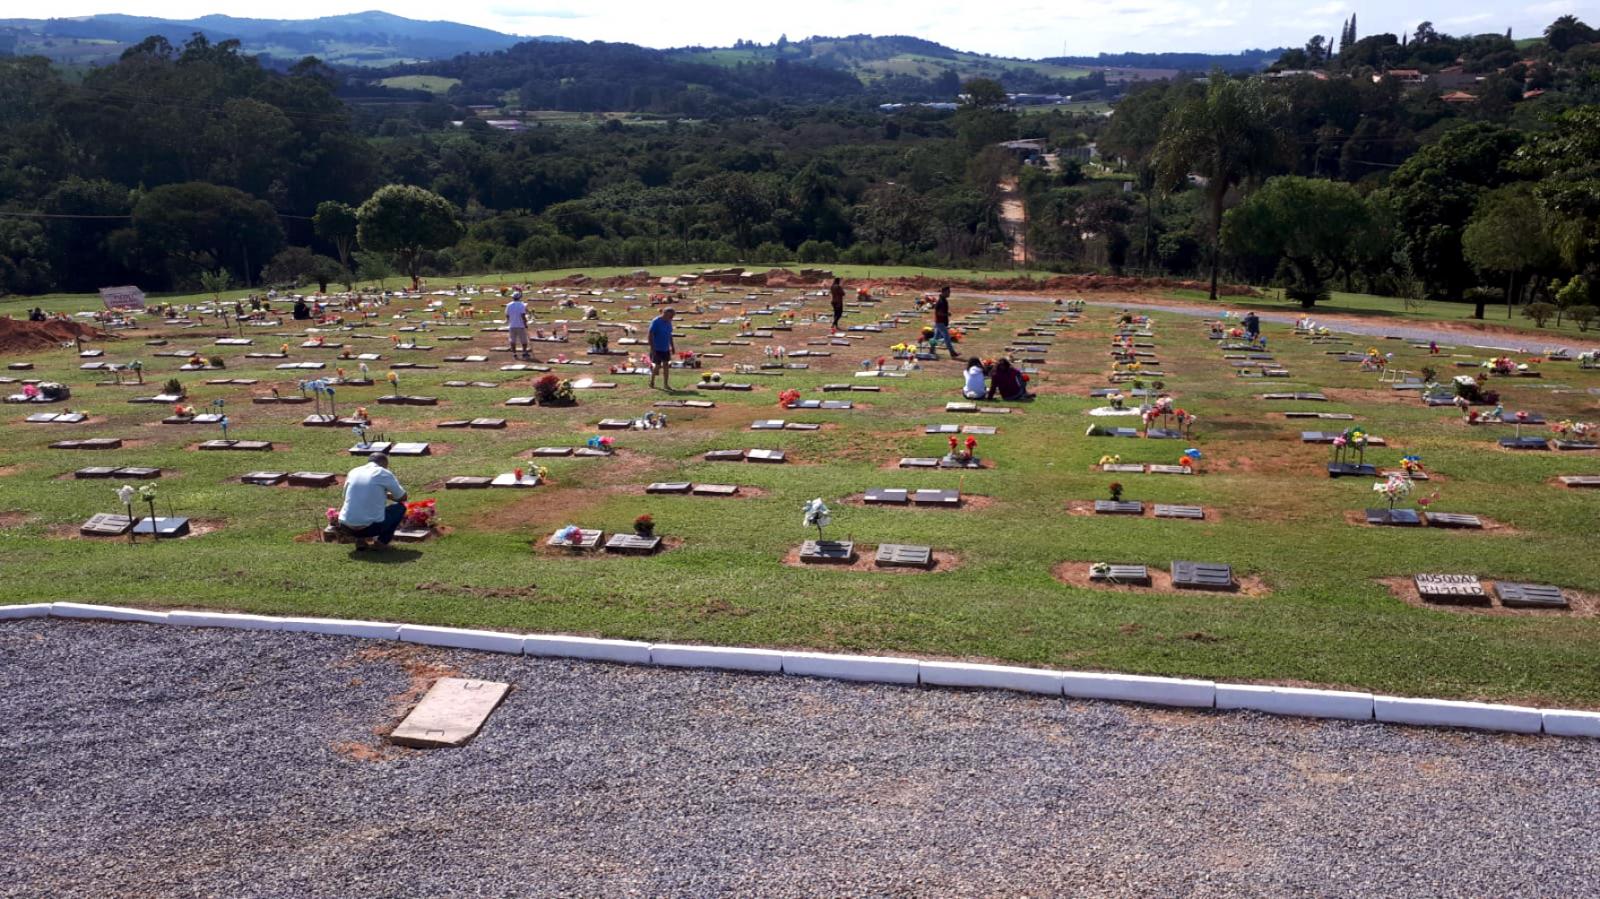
0;318;111;354
537;269;1255;296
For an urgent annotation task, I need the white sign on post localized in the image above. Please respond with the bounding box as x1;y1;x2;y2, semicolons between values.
98;286;146;311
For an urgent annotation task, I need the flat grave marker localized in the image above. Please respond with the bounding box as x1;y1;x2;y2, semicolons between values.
911;489;960;506
1089;564;1152;586
130;517;191;538
1415;573;1488;605
79;513;134;536
875;543;934;569
547;528;603;550
1495;582;1569;610
1171;561;1236;591
604;533;662;555
646;482;692;494
1094;500;1145;515
72;467;119;480
1365;508;1423;527
1426;512;1484;530
1154;504;1205;520
690;484;739;496
241;471;287;486
798;539;855;564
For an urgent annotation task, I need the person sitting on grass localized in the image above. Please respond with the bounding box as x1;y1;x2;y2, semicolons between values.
337;452;407;551
962;357;988;399
987;358;1033;401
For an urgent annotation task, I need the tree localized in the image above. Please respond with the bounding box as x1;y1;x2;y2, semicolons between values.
313;200;359;271
1555;276;1591;327
1222;176;1374;309
961;78;1008;110
198;268;232;302
130;182;283;290
355;185;463;290
1154;72;1288;299
1388;124;1521;299
261;246;343;292
1519;107;1600;280
1544;15;1596;53
1462;184;1560;319
355;250;393;290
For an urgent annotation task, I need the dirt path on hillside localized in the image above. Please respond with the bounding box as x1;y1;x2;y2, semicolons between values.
976;291;1600;354
998;177;1027;265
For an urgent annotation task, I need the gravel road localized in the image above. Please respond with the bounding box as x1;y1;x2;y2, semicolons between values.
4;619;1599;897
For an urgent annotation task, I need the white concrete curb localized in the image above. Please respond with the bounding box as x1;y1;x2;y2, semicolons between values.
5;603;1596;739
524;634;652;665
783;651;920;684
1216;684;1375;721
398;624;524;655
1542;709;1600;739
50;602;169;625
650;643;786;673
1374;696;1543;734
918;661;1065;695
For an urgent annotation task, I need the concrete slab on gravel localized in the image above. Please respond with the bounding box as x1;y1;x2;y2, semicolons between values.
389;677;511;748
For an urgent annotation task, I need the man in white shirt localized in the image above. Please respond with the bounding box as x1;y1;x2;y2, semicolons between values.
337;452;408;550
506;290;530;359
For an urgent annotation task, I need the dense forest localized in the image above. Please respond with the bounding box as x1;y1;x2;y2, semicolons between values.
0;17;1597;319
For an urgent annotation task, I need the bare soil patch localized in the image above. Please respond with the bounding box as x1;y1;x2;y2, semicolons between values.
1380;576;1598;618
1051;560;1270;597
0;510;34;528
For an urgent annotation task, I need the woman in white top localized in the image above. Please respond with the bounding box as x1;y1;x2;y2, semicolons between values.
962;357;987;399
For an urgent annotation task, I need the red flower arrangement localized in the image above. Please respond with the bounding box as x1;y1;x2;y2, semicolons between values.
403;499;437;529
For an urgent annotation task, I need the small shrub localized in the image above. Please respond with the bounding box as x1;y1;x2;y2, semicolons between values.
207;355;226;369
1569;305;1598;332
1523;302;1557;328
162;378;184;397
585;331;609;352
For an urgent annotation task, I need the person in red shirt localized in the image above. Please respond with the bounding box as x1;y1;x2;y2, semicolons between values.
987;357;1033;401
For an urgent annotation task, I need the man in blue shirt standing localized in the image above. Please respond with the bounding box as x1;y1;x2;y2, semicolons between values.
337;452;408;550
647;306;677;390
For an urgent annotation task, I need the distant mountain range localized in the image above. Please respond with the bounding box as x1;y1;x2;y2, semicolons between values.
0;13;1280;77
0;11;559;66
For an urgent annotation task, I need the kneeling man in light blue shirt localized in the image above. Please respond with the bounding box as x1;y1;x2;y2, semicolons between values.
338;452;407;550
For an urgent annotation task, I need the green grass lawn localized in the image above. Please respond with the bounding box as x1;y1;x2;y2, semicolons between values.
1167;288;1600;342
376;75;462;95
3;284;1599;707
3;264;1046;318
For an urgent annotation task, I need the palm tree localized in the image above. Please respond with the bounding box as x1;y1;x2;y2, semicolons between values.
1154;72;1288;300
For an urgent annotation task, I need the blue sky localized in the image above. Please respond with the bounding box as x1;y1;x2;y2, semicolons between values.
40;1;1599;56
